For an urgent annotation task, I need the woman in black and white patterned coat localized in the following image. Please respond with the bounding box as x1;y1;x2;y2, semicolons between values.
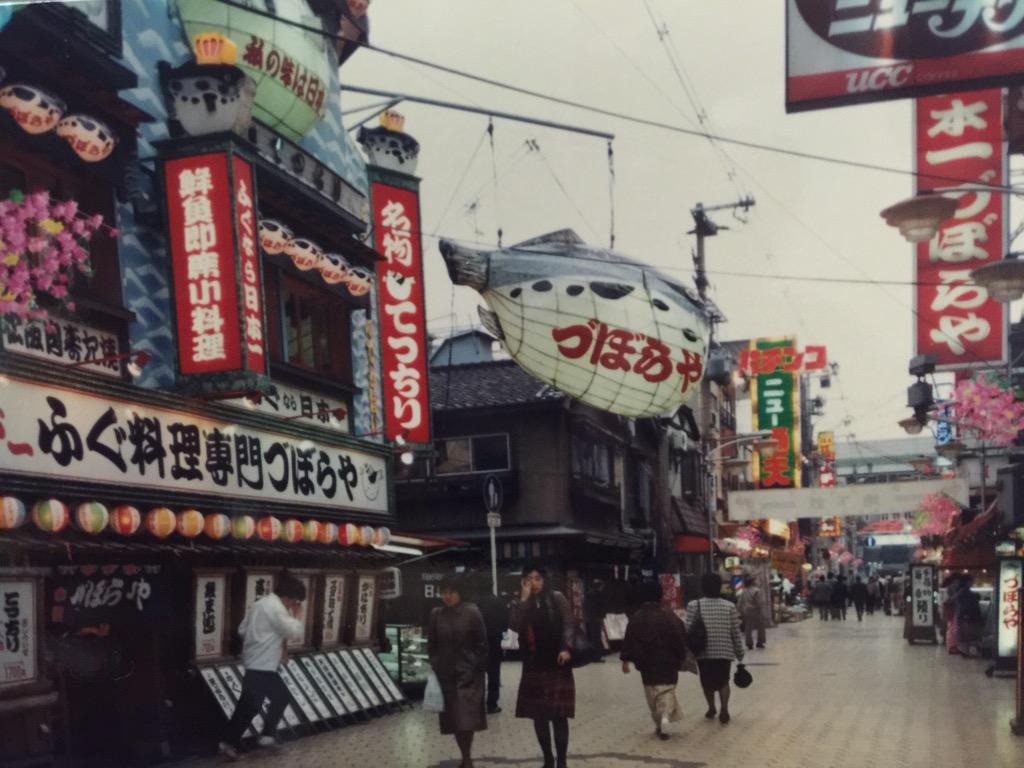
684;572;745;724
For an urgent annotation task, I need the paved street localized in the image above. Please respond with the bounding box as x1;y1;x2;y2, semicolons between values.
187;615;1019;768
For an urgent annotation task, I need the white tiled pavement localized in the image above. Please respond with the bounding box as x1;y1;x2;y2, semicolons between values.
183;614;1022;768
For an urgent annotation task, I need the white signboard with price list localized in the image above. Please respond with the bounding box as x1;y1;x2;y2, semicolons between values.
320;573;348;647
0;579;37;688
353;573;377;644
911;565;935;628
194;572;228;660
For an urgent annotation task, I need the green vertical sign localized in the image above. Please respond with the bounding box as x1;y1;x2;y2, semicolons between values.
751;338;799;489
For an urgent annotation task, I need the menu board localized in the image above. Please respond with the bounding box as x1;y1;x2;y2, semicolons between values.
194;573;228;660
320;574;347;647
327;651;373;711
0;579;37;688
353;574;377;644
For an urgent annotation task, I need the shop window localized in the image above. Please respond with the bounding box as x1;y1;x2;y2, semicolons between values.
0;147;121;309
434;434;510;476
266;271;352;383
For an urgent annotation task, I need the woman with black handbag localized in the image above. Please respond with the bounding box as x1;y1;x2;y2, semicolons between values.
684;573;745;724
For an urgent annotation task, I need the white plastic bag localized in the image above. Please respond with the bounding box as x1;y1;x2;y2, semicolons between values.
423;671;445;713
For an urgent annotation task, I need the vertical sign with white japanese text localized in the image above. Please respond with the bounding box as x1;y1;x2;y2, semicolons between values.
911;565;935;629
195;573;227;660
372;181;431;445
321;574;347;647
751;338;800;490
0;580;36;688
165;152;243;376
232;156;267;376
914;90;1007;370
999;558;1022;660
353;574;377;644
244;572;275;619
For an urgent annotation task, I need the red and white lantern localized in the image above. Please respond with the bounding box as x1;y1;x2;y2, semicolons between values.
338;523;360;546
109;505;142;535
319;522;339;544
282;519;304;543
256;515;282;542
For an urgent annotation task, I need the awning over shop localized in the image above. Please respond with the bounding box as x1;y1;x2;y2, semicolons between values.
420;525;645;549
675;534;710;553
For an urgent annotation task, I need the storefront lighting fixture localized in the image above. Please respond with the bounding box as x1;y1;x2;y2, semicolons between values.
898;416;925;435
64;350;151;377
879;192;960;243
969;254;1024;304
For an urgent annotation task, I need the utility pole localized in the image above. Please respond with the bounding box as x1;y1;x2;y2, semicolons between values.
689;196;755;301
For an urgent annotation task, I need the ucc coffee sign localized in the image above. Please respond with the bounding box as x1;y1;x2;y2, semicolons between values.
787;0;1024;111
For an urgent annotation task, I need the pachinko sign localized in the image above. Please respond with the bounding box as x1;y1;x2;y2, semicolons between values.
372;181;430;445
914;90;1007;370
163;150;268;380
787;0;1024;112
738;344;827;375
751;338;801;490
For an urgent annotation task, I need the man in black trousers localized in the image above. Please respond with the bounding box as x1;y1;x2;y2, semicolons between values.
475;574;509;714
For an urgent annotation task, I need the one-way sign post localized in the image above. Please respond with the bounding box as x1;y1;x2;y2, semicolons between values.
483;475;503;595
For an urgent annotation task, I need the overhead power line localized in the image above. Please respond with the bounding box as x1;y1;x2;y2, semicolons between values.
213;0;1022;193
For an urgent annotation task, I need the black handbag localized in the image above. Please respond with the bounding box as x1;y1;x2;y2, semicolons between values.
686;599;708;656
733;663;753;688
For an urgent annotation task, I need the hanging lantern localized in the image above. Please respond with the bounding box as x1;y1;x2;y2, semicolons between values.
176;508;205;538
317;253;349;285
231;515;256;540
109;505;142;535
345;266;373;297
373;527;392;547
145;507;177;539
439;231;710;417
302;519;322;543
282;519;304;543
0;497;26;530
258;219;293;255
360;525;374;547
286;238;323;271
55;114;117;162
0;83;66;134
74;502;109;534
32;499;69;533
256;515;282;542
319;522;338;544
203;513;231;540
338;523;360;546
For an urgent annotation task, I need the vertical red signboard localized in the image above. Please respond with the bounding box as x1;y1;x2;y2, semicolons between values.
914;90;1007;370
372;182;430;445
232;156;266;375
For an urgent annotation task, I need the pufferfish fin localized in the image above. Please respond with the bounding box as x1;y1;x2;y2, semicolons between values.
477;305;506;340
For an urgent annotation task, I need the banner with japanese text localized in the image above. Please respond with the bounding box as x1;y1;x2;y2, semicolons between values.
0;377;389;515
0;579;36;688
914;90;1008;370
751;338;801;490
372;180;431;445
194;573;227;660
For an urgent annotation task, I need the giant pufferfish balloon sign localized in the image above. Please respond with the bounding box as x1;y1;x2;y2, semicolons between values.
439;230;709;418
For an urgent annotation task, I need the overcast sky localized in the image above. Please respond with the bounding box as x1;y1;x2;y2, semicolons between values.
341;0;1020;446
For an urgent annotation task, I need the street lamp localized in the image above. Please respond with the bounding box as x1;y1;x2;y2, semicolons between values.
880;193;958;243
971;254;1024;303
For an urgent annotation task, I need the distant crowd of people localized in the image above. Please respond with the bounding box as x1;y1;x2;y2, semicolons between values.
810;573;901;621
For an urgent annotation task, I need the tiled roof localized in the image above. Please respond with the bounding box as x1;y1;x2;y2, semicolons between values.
430;360;566;412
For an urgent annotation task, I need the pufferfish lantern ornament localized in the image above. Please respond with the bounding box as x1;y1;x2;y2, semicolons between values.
439;230;709;418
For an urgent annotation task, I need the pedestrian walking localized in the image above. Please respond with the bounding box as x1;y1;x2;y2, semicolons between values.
831;575;848;621
509;564;575;768
585;578;607;663
866;576;880;616
737;575;767;649
883;576;894;615
812;575;832;621
684;572;745;725
620;581;689;740
428;576;488;768
218;575;307;761
850;576;869;621
954;576;984;658
474;575;509;714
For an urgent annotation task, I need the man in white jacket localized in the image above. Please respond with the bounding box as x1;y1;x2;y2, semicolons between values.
219;575;306;760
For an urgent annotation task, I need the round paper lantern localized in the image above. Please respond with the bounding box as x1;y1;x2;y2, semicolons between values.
232;515;256;540
145;507;176;539
75;502;109;534
439;234;710;418
345;266;373;297
318;522;338;545
360;525;374;547
32;499;69;533
176;508;204;538
0;497;26;530
302;520;322;543
257;515;282;542
0;83;66;134
204;513;231;540
55;114;117;162
282;519;303;543
373;527;392;547
285;238;322;271
109;505;141;535
317;252;349;285
258;219;292;255
338;523;360;546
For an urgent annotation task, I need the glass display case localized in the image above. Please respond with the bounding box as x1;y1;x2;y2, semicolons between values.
381;624;430;689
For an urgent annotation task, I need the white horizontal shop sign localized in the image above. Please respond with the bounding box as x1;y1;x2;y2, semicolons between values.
728;478;968;522
225;381;349;433
0;377;388;515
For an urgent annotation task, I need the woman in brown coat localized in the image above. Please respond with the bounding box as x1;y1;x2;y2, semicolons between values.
428;576;488;768
509;564;575;768
620;580;689;739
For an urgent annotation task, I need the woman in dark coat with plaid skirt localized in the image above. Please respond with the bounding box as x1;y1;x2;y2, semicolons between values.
509;564;575;768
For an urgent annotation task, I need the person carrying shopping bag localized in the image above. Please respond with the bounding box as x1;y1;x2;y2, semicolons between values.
684;572;745;725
